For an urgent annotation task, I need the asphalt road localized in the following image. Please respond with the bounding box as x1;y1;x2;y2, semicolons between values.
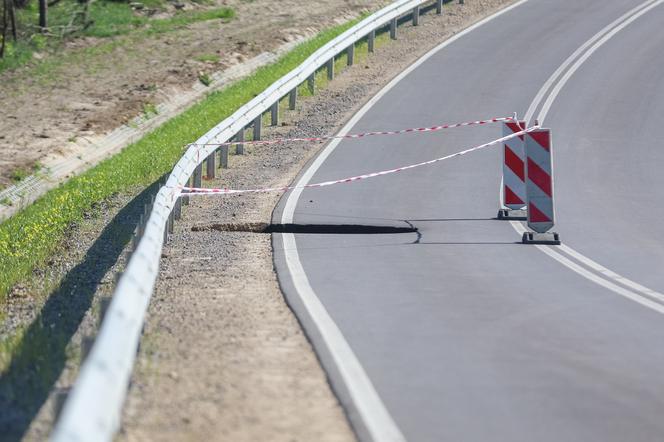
273;1;664;441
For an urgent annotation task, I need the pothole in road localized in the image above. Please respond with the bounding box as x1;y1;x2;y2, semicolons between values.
191;223;418;234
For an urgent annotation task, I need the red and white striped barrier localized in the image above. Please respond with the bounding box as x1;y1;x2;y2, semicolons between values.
523;128;560;244
502;120;527;210
185;116;514;150
177;127;533;197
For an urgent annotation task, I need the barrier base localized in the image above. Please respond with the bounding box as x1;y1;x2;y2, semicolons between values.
522;231;561;245
497;209;527;220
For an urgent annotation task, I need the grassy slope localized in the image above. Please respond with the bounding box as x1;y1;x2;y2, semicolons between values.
0;18;363;303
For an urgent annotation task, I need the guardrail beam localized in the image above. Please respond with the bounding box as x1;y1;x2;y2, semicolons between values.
51;3;442;441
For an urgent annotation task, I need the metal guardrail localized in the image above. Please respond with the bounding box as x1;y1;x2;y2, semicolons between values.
50;1;452;440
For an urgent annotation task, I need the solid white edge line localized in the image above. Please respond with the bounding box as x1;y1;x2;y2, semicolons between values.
279;1;532;441
514;0;664;314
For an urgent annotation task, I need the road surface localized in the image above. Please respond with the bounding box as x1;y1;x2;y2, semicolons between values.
273;1;664;440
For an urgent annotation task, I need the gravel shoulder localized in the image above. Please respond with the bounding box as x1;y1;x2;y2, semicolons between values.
119;1;515;440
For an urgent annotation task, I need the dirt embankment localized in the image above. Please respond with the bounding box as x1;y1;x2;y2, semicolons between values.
118;1;515;440
0;0;389;188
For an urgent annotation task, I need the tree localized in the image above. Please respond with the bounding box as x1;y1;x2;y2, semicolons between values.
0;0;17;59
39;0;47;30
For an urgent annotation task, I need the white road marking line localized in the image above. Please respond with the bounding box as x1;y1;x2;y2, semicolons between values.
524;0;660;124
536;0;664;125
279;1;532;440
516;0;664;313
510;222;664;314
558;244;664;304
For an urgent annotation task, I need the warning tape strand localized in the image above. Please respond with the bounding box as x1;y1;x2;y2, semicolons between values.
186;116;515;149
179;126;538;197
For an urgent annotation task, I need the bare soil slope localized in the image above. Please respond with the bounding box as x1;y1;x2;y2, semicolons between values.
0;0;389;188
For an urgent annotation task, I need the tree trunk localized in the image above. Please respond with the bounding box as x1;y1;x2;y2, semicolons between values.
1;0;8;58
39;0;47;30
8;0;16;40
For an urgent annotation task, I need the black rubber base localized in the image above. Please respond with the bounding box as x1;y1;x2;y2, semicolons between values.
522;232;561;245
497;209;527;220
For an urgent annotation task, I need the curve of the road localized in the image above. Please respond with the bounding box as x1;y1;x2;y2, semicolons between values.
273;1;664;441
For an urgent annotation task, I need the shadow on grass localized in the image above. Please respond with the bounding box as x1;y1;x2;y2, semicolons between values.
0;177;164;440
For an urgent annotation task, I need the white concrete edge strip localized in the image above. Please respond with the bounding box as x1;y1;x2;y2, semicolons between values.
513;0;664;314
523;0;660;124
280;1;531;441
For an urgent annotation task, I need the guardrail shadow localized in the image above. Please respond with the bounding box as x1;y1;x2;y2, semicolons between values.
0;177;164;441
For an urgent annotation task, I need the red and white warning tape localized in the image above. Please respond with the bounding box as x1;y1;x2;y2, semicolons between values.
186;116;515;149
179;125;539;197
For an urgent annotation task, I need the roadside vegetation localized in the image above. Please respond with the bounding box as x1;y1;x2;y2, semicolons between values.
0;0;234;72
0;17;366;304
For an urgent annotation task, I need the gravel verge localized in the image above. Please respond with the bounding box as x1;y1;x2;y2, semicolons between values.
119;1;515;441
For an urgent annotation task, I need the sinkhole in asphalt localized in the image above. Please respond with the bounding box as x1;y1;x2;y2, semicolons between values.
191;222;418;234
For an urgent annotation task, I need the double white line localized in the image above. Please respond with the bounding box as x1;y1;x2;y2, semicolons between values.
515;0;664;315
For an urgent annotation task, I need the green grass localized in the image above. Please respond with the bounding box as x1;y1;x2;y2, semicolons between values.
0;17;363;302
195;53;221;63
198;71;212;86
83;4;235;38
0;1;235;73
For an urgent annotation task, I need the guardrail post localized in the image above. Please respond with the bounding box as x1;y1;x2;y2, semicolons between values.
459;0;464;4
270;101;279;126
307;74;315;94
436;0;443;14
289;88;297;110
168;209;175;235
347;44;354;66
206;152;216;179
327;58;334;80
220;145;229;168
412;6;420;26
236;128;245;155
390;18;397;40
136;215;144;242
182;178;190;205
193;164;202;188
368;30;375;53
253;115;262;141
174;196;181;220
